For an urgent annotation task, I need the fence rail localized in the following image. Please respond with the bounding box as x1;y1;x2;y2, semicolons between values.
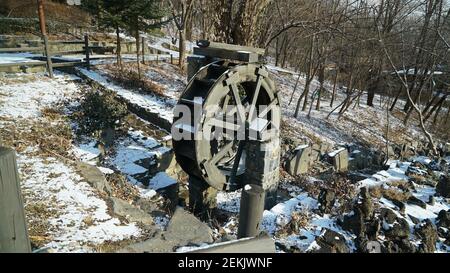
0;35;176;74
0;47;44;53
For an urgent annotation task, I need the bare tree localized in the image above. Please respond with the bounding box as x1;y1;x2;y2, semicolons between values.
168;0;195;70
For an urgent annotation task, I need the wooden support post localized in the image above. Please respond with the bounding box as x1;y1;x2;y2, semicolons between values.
42;35;53;78
188;176;217;220
84;34;90;70
0;147;31;253
156;55;159;65
170;54;173;65
237;184;265;239
141;37;145;64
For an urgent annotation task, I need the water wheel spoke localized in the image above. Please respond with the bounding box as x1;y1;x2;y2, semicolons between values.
207;117;241;132
228;140;246;186
258;98;279;119
230;83;247;122
248;76;262;121
209;140;235;165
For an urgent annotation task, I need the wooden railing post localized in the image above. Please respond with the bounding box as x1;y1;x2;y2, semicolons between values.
0;147;31;253
84;34;90;70
42;35;53;78
141;37;146;64
170;54;173;65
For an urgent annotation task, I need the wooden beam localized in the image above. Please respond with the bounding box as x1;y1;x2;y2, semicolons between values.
52;61;86;68
0;61;47;67
198;40;265;55
0;47;44;53
193;47;261;63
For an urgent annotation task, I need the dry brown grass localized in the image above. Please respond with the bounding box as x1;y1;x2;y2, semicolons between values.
0;118;73;157
103;63;167;98
277;210;311;236
23;201;57;248
105;173;140;203
369;185;411;202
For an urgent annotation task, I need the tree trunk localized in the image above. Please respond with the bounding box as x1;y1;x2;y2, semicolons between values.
389;85;403;111
366;81;377;107
116;26;122;69
422;93;440;117
179;30;186;71
316;63;325;110
288;72;301;106
432;99;444;125
330;69;338;108
424;95;447;122
135;31;141;79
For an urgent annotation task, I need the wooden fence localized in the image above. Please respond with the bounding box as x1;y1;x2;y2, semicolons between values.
0;35;177;76
0;35;90;76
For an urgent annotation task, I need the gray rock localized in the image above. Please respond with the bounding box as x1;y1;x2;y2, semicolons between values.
358;187;373;220
314;228;349;253
392;200;406;214
415;219;438;253
357;237;382;253
407;196;427;209
165;207;214;244
330;148;349;172
384;217;410;240
380;208;397;224
384;239;416;253
111;197;154;227
436;210;450;229
118;207;213;253
428;196;435;206
318;189;335;214
75;162;112;195
437;175;450;198
285;145;311;176
341;209;365;236
365;219;380;240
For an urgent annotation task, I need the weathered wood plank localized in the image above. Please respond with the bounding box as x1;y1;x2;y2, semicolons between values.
0;61;47;67
199;41;265;55
52;61;86;68
0;147;31;253
193;47;261;63
0;47;44;53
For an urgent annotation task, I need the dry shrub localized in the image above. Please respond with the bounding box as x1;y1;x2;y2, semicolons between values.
0;118;73;157
77;89;128;136
24;202;56;248
104;64;166;98
370;185;411;203
277;210;311;236
105;173;140;203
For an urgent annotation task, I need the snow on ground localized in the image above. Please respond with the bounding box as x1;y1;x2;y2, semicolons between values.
104;128;171;186
71;140;100;164
77;67;175;123
0;53;42;64
0;73;80;118
0;73;147;252
145;63;186;99
357;160;411;188
19;155;141;253
149;172;177;191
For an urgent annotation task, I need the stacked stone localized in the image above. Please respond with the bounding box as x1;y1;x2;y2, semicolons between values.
245;138;281;209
